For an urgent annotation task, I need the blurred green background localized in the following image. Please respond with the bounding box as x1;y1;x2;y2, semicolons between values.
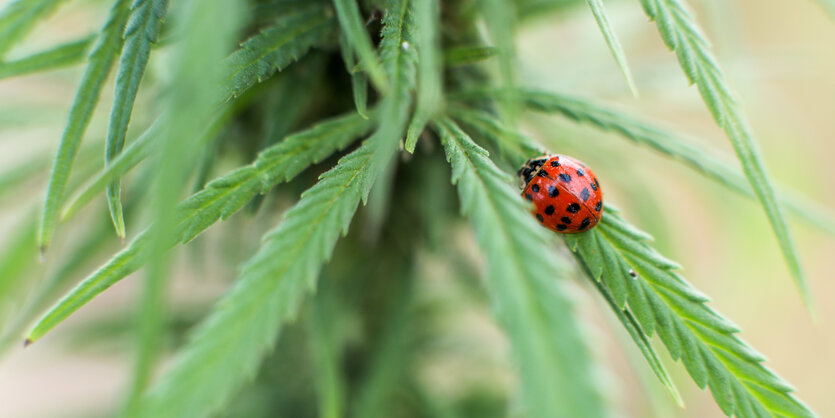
0;0;834;416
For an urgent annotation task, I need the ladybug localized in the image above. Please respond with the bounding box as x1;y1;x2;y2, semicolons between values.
517;154;603;233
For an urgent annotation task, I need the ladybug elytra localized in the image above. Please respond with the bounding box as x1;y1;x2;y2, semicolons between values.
518;154;603;233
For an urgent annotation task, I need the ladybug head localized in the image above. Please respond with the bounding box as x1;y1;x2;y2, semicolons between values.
516;156;549;188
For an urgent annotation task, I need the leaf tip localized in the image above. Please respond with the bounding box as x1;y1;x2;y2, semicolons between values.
23;339;32;348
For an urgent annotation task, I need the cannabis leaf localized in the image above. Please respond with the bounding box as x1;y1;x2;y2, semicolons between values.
133;125;399;418
0;35;94;80
332;0;388;91
510;89;835;234
121;0;241;413
639;0;813;311
437;118;605;417
38;0;131;253
564;208;814;417
104;0;168;239
224;5;334;100
584;0;638;96
404;0;442;152
26;112;374;344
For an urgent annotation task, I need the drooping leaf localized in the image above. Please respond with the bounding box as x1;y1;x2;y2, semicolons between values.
564;207;814;417
26;112;375;345
0;35;94;80
133;125;399;418
60;117;161;222
0;0;65;58
404;0;442;152
437;118;605;418
583;0;638;96
104;0;169;239
332;0;388;92
39;0;131;253
224;5;334;100
338;34;370;118
639;0;813;311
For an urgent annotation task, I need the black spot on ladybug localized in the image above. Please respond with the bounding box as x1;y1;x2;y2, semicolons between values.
544;205;555;215
580;188;590;201
561;217;571;224
558;174;571;183
525;194;533;201
531;184;540;193
579;218;591;230
594;201;602;212
556;224;567;231
576;168;585;176
550;160;560;167
536;213;544;222
537;169;549;177
547;185;559;197
590;179;598;191
567;203;580;213
594;178;600;188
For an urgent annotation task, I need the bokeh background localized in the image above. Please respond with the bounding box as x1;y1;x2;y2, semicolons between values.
1;0;834;416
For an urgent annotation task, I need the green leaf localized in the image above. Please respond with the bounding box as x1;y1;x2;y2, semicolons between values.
0;35;94;79
122;0;241;413
332;0;388;92
481;0;519;124
338;33;370;119
104;0;169;240
565;208;814;417
60;117;161;222
224;6;334;100
574;245;683;407
1;212;114;353
60;17;314;222
307;285;346;418
367;0;417;181
436;118;605;418
134;126;399;418
25;112;375;345
639;0;813;312
404;0;442;152
38;0;131;253
583;0;638;97
443;46;498;67
472;88;835;236
0;216;40;320
448;106;541;168
0;0;65;58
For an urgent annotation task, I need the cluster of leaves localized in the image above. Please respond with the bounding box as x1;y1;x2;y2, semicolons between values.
0;0;829;416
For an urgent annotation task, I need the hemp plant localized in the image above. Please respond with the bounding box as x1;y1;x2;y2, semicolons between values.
0;0;830;416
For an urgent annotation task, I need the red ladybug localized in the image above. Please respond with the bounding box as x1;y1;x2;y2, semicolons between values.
518;154;603;233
